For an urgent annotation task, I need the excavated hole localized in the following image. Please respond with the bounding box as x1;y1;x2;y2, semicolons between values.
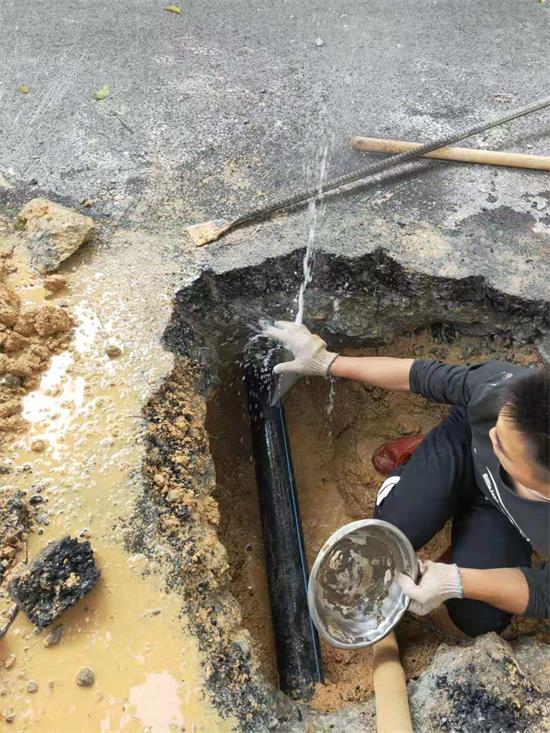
147;248;549;728
206;332;541;712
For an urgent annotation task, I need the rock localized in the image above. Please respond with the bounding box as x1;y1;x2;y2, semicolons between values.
26;680;38;693
536;335;550;366
30;439;47;453
0;240;15;258
105;341;122;358
5;708;15;723
409;633;548;732
13;307;38;336
43;624;64;647
33;305;73;336
0;398;21;419
43;275;67;293
513;638;550;694
75;666;95;687
0;283;21;327
315;37;324;46
4;655;16;669
0;374;22;389
8;536;100;628
1;332;27;353
18;198;94;274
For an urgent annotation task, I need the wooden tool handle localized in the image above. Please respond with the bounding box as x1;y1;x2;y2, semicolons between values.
352;136;550;170
372;632;413;733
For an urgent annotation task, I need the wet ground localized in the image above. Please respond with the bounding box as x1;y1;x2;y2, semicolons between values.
0;200;548;731
0;224;233;731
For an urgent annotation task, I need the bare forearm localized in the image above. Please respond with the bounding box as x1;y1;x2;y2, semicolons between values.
329;356;414;391
459;567;530;615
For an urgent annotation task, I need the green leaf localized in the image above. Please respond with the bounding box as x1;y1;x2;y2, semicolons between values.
94;84;111;101
18;84;30;94
165;4;182;13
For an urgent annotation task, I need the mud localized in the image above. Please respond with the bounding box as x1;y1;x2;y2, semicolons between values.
141;360;273;726
139;245;550;731
0;216;233;732
0;253;73;438
0;224;73;598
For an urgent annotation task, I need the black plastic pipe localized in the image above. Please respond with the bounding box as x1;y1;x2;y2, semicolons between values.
244;344;323;700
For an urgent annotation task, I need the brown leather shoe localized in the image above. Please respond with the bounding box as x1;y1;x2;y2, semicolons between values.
372;434;425;476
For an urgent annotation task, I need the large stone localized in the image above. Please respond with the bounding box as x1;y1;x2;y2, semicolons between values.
18;198;94;273
8;536;100;628
409;633;548;732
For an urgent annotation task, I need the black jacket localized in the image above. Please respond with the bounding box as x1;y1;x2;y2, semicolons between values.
410;359;549;618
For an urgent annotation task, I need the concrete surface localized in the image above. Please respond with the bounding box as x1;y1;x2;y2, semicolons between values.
1;0;549;304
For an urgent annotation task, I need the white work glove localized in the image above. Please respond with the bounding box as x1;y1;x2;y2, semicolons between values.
396;559;464;616
263;321;339;377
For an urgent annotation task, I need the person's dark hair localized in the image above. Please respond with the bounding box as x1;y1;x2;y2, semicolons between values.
503;367;550;474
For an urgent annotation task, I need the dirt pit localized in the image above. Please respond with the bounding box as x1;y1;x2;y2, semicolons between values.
139;246;550;730
206;331;540;713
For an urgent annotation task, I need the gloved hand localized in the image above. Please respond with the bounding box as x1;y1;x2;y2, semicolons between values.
263;321;339;377
396;559;463;615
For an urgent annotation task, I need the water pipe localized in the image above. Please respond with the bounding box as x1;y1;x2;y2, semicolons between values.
244;342;323;699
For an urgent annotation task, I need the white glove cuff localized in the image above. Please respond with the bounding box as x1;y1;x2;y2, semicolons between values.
309;350;339;377
441;563;464;600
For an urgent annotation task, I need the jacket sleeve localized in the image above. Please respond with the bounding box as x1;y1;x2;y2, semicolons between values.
409;359;522;407
520;562;549;618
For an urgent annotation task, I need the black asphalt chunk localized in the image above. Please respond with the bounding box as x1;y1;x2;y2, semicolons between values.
8;536;100;628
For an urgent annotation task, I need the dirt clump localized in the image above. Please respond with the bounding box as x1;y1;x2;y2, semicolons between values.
43;274;67;293
8;536;100;628
33;304;73;337
0;282;21;327
0;263;72;439
0;489;32;583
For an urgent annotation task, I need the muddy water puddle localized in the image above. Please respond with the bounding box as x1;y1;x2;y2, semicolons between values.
1;247;232;732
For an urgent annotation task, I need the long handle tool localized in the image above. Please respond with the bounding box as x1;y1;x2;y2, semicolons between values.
351;137;550;170
186;96;550;246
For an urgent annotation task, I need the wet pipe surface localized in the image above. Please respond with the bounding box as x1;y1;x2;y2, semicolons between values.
244;343;323;700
